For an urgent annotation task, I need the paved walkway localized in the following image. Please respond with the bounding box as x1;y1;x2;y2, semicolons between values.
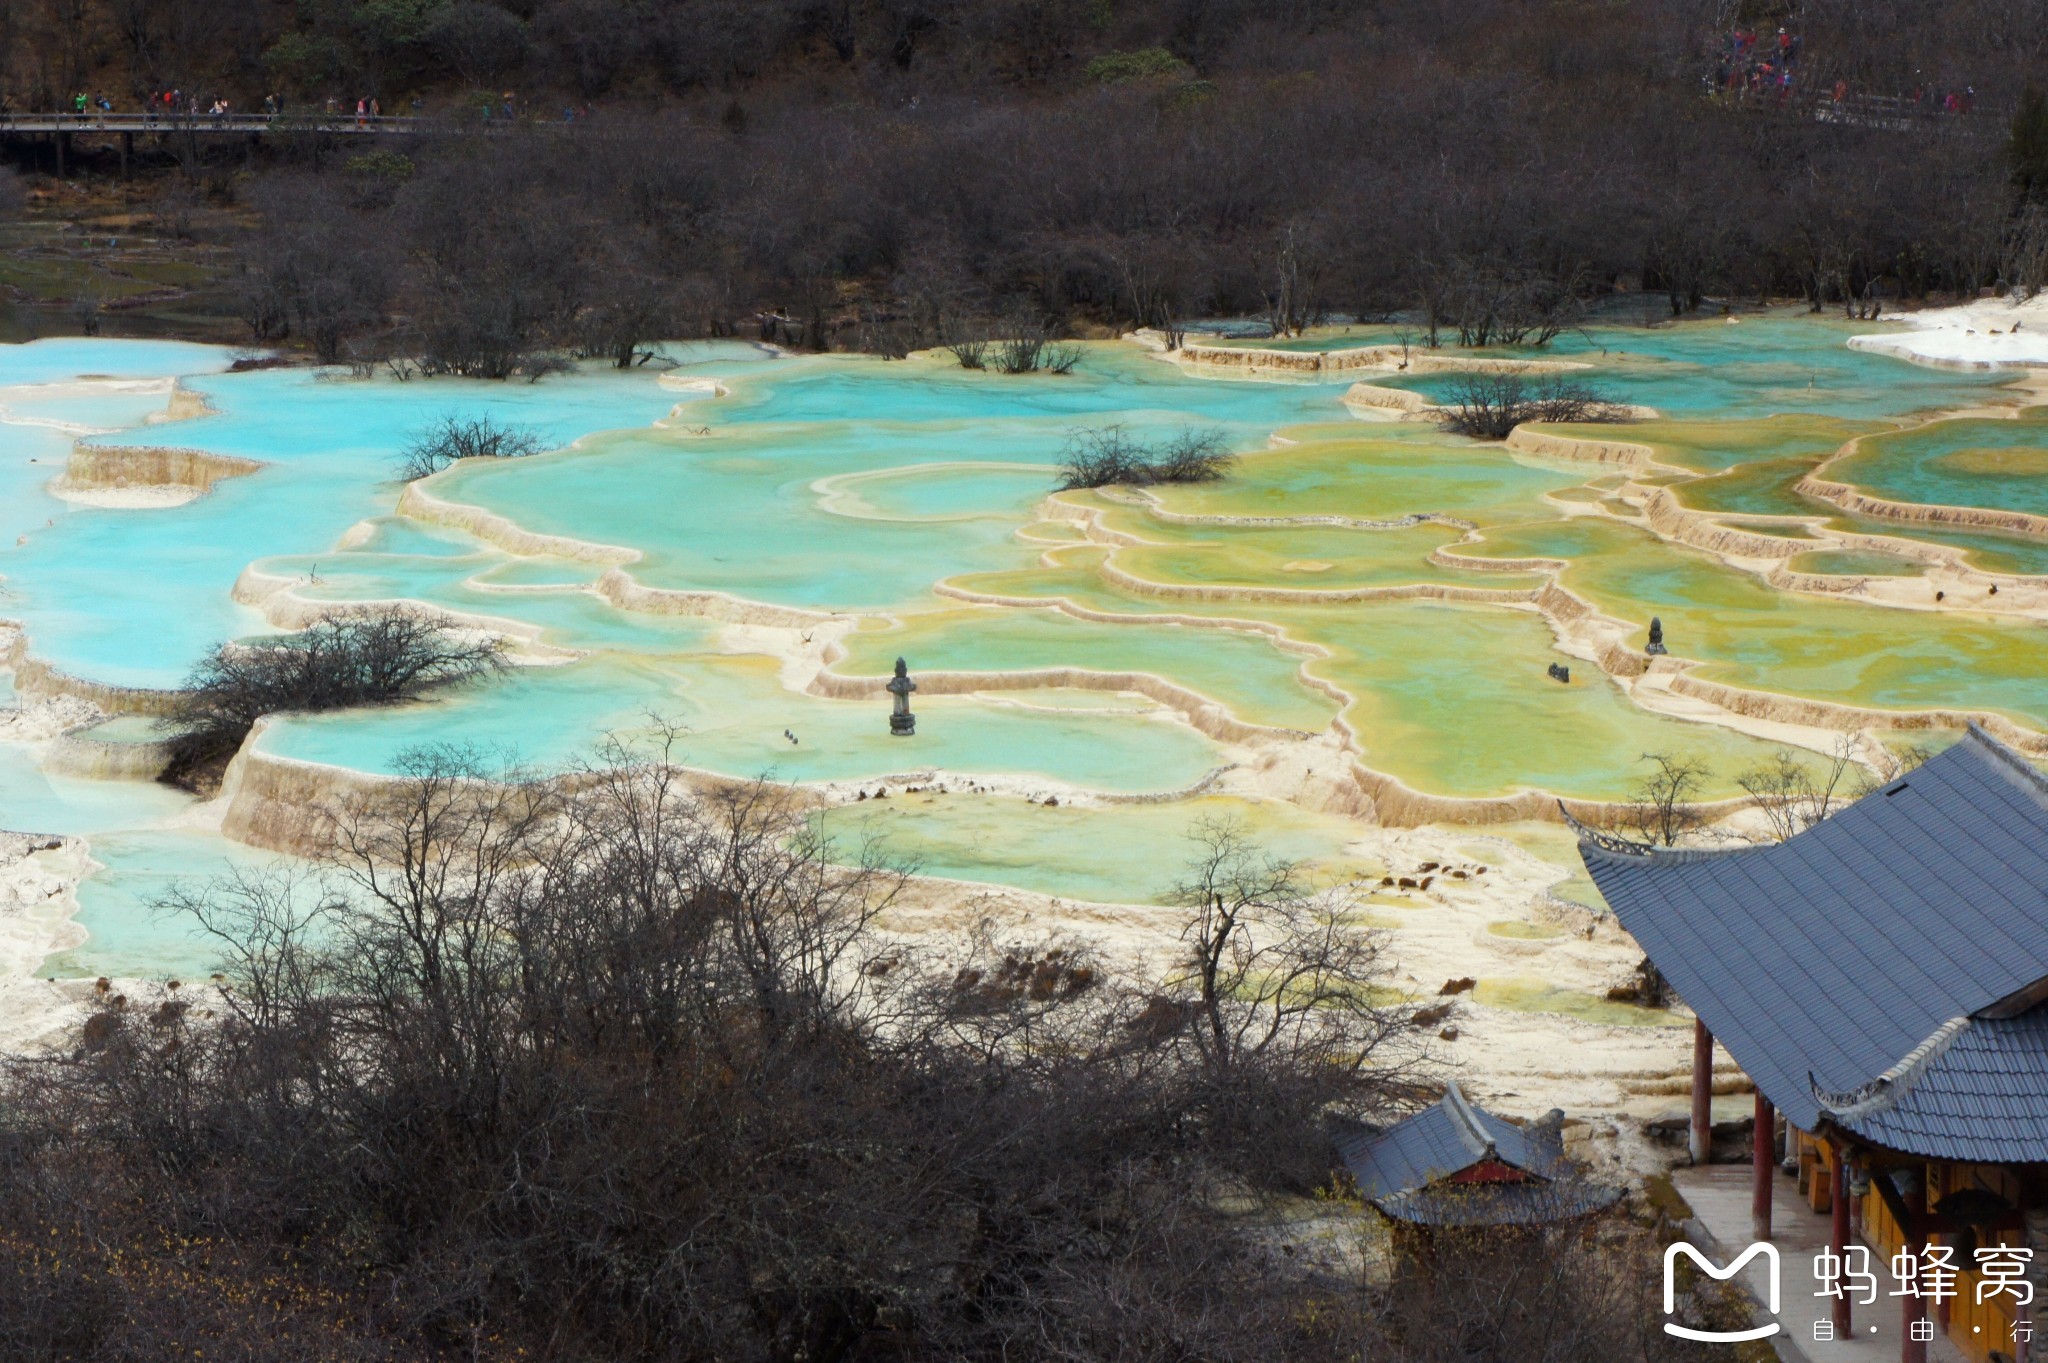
1674;1165;1969;1363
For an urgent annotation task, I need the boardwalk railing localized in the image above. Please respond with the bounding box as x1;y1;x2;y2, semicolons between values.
0;112;462;136
1706;87;2006;136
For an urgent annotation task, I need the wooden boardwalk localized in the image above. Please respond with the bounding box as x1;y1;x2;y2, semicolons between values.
1;113;429;136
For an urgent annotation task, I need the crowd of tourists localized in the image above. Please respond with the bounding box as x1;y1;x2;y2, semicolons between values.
1711;25;1805;100
13;87;602;128
1709;26;1978;116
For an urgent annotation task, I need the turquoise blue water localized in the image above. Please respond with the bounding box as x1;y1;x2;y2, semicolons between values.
1385;314;2013;420
49;829;293;979
4;362;690;686
0;745;191;836
257;654;1229;794
0;338;228;386
0;324;2043;979
1830;412;2048;517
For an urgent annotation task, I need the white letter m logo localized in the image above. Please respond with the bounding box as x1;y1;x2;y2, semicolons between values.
1663;1241;1783;1341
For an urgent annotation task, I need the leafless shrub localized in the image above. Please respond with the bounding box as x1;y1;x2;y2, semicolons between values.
1612;751;1711;849
1857;738;1936;792
982;316;1084;375
1418;257;1593;348
1736;737;1859;843
1161;817;1421;1181
1042;340;1083;373
1056;423;1235;489
945;334;989;369
68;287;102;336
2004;204;2048;298
159;607;504;787
1437;373;1632;440
1150;425;1233;481
993;330;1047;373
0;756;1415;1361
396;412;546;480
1372;1221;1728;1363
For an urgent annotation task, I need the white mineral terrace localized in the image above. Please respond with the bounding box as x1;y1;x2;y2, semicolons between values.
3;315;2047;1175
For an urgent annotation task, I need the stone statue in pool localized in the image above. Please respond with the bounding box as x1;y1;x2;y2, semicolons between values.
1646;617;1667;656
887;657;917;736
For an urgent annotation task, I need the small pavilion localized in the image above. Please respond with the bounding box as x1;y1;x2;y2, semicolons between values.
1338;1081;1621;1248
1579;726;2048;1363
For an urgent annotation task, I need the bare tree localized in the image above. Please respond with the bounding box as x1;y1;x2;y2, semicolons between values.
1371;1221;1729;1363
988;316;1082;374
1616;751;1711;848
1256;219;1329;338
1735;737;1859;843
396;412;546;480
1161;818;1419;1173
1056;423;1234;488
1437;373;1631;440
160;607;504;785
0;774;1421;1360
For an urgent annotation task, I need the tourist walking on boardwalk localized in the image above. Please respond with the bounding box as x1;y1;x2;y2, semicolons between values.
356;98;366;127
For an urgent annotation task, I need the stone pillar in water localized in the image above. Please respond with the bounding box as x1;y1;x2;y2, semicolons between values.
887;657;917;736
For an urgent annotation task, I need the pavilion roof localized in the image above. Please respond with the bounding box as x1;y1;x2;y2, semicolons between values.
1336;1082;1621;1226
1579;726;2048;1158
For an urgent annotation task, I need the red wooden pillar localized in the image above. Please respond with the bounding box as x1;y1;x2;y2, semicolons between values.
1902;1172;1928;1363
1831;1144;1853;1336
1690;1017;1714;1165
1751;1092;1775;1241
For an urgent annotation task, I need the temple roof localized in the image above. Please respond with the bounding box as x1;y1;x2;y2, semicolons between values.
1579;725;2048;1157
1812;1007;2048;1164
1336;1082;1621;1226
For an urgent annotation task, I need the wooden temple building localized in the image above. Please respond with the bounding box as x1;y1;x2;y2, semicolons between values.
1580;726;2048;1363
1337;1080;1621;1249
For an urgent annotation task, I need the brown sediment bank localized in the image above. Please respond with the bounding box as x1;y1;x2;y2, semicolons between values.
1169;342;1589;379
216;723;1237;861
1093;557;1541;607
593;568;835;630
3;631;179;717
1342;381;1435;417
808;660;1306;748
217;723;828;858
160;381;216;423
397;481;835;629
1663;673;2048;754
54;442;262;499
42;731;175;782
1349;760;1751;830
1107;484;1454;533
1796;468;2048;539
1791;423;2048;538
397;482;640;565
1502;425;1663;470
1428;540;1572;575
1635;486;1823;559
1761;565;1873;596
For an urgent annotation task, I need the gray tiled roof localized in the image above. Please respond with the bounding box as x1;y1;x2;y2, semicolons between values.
1812;1007;2048;1163
1579;726;2048;1155
1370;1179;1625;1228
1336;1082;1565;1200
1336;1083;1620;1225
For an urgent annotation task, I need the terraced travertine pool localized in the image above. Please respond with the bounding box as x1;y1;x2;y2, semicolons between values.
3;313;2047;985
